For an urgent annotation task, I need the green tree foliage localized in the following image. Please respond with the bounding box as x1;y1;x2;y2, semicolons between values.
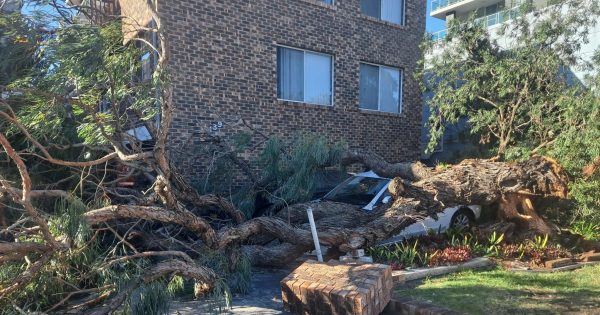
420;0;600;231
0;8;182;314
199;132;346;218
5;21;160;146
257;133;346;211
0;13;38;86
421;0;600;159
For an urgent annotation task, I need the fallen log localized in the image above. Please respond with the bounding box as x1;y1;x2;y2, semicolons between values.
341;148;434;181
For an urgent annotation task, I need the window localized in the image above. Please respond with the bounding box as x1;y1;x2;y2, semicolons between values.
361;0;405;25
277;46;333;106
359;63;402;113
319;0;334;4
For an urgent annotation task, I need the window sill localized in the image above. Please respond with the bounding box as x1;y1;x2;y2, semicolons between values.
278;99;335;109
299;0;336;10
359;14;406;29
359;109;404;117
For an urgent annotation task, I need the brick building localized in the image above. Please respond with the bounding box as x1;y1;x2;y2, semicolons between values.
81;0;426;181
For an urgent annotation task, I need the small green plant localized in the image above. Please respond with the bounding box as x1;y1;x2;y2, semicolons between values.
393;240;420;268
529;234;549;251
435;162;451;171
486;232;505;256
418;251;439;267
368;240;422;269
445;226;469;242
129;281;172;315
570;221;600;240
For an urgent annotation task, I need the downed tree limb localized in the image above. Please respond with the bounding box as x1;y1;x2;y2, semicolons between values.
243;243;311;266
0;242;48;255
218;217;314;249
236;200;421;266
98;251;195;271
84;205;218;248
341;148;434;181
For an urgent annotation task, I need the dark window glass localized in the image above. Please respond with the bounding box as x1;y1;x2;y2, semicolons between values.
361;0;381;19
359;63;379;110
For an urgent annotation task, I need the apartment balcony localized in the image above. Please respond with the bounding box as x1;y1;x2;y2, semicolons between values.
430;0;504;19
429;6;521;42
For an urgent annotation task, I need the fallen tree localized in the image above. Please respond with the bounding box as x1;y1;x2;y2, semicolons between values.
239;155;571;267
0;3;586;315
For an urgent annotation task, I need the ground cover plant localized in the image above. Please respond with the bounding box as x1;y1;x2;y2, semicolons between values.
367;228;573;270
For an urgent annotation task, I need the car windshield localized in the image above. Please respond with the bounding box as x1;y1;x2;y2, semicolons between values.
323;176;390;206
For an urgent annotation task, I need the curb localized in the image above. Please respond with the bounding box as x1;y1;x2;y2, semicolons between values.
392;257;494;283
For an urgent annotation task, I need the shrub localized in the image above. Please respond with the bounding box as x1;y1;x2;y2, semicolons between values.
570;220;600;240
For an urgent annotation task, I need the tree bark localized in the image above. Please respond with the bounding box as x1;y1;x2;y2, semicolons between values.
341;148;434;181
209;156;570;267
388;156;568;235
84;205;218;248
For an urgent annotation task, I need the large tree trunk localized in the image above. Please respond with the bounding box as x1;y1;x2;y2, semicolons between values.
388;156;568;235
341;148;434;181
217;156;570;267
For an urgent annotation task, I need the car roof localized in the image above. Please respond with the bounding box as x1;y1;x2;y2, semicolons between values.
353;170;390;180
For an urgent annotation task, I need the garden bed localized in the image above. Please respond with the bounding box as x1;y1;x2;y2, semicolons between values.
367;227;593;272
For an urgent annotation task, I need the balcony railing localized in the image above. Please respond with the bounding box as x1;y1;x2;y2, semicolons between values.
429;6;521;42
431;0;467;12
474;6;521;28
430;29;448;42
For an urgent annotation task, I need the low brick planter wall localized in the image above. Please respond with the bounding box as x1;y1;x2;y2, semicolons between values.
281;260;392;315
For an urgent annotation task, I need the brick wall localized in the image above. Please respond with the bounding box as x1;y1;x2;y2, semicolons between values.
119;0;426;184
281;260;393;315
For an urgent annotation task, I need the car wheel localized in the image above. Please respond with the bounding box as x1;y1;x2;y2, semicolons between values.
450;209;474;229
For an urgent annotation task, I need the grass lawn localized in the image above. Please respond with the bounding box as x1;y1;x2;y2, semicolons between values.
395;265;600;315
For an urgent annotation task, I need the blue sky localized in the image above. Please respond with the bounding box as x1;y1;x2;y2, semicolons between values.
426;1;446;33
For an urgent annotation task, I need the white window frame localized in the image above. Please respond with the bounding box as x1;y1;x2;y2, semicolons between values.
359;62;404;114
277;45;335;106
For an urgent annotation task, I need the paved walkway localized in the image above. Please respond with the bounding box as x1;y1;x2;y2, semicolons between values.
171;269;291;315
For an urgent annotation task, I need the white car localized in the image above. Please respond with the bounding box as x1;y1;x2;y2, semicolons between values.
321;171;482;246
